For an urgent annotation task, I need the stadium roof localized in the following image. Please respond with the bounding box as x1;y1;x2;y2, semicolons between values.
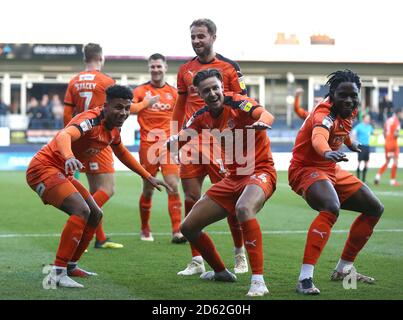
2;0;403;64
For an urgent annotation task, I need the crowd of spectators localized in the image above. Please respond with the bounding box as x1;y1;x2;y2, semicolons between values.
26;94;64;129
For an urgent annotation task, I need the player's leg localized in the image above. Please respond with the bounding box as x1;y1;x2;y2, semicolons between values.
296;179;340;295
180;194;236;282
390;151;399;186
67;178;103;277
235;184;270;296
177;175;206;275
207;163;246;274
375;150;390;184
87;172;122;248
45;183;93;288
162;172;185;243
332;176;384;283
139;177;155;241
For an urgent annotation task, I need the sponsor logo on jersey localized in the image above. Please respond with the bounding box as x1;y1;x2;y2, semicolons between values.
79;74;96;81
239;100;253;112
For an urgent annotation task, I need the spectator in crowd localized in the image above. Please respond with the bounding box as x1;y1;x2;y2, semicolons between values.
50;94;64;129
0;99;9;127
0;99;9;115
27;96;51;129
378;96;393;123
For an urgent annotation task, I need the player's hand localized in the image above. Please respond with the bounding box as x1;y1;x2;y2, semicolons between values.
145;94;160;107
324;150;348;162
65;157;84;175
146;176;173;192
245;121;272;130
347;141;361;153
295;88;304;95
165;134;179;151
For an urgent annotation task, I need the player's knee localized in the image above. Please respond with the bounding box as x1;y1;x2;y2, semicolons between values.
75;203;91;221
235;204;254;222
104;185;115;198
371;200;384;217
184;192;200;204
180;221;191;238
321;201;340;216
142;188;154;198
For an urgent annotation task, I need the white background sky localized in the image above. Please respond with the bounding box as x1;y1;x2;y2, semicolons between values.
1;0;403;62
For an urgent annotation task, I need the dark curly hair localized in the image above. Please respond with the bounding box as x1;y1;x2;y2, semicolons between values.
326;69;361;100
106;85;133;102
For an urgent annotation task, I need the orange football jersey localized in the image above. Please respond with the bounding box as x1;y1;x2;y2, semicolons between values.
133;82;178;142
184;93;275;176
177;54;246;121
291;98;357;169
384;115;401;147
33;108;121;172
64;70;115;114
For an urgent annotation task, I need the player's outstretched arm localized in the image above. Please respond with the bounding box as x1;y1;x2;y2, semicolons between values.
246;107;274;130
63;105;74;127
294;88;309;120
130;95;160;114
344;135;361;153
171;94;187;129
55;126;84;174
312;126;348;162
111;142;172;192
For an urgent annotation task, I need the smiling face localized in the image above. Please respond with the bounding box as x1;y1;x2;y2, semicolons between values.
190;25;216;58
197;76;224;115
331;82;360;119
104;98;132;129
148;58;167;85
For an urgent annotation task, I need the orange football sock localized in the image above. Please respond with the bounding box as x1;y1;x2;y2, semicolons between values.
139;193;152;233
377;163;388;176
227;214;244;249
54;215;86;267
93;189;110;242
303;211;338;265
71;224;97;262
391;164;397;179
341;214;380;262
185;198;201;257
168;194;182;233
191;232;225;272
241;218;263;275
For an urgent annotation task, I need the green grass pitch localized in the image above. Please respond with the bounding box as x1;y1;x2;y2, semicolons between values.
0;170;402;300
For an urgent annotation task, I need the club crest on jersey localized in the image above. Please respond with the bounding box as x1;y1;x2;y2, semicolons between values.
239;100;253;112
79;119;93;132
165;93;173;100
227;118;235;129
322;116;334;129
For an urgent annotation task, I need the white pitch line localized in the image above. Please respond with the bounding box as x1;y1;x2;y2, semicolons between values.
1;229;402;239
